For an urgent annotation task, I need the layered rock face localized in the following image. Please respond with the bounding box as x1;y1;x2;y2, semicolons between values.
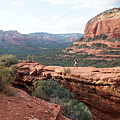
13;61;120;120
83;8;120;39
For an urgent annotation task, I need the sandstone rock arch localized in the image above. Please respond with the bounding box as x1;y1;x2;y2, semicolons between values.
13;61;120;120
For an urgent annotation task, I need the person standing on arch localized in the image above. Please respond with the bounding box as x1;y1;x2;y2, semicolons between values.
74;59;78;68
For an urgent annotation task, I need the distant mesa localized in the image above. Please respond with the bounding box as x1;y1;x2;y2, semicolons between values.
0;30;83;45
30;32;83;43
83;7;120;39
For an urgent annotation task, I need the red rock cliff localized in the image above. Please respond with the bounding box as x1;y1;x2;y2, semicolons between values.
83;8;120;39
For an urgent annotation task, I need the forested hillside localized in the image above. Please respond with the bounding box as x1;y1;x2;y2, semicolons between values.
1;34;120;68
11;35;120;68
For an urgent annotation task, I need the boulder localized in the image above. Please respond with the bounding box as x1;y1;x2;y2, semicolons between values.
35;65;44;75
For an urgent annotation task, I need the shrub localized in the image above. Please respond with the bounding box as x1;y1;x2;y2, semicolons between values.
25;79;92;119
9;65;17;74
40;79;92;120
0;54;18;66
87;37;92;41
26;80;44;99
62;67;71;75
3;85;14;96
27;55;31;60
31;55;35;60
0;66;14;95
0;67;11;85
0;76;3;92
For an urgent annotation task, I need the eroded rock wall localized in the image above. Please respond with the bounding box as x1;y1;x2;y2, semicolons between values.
83;8;120;39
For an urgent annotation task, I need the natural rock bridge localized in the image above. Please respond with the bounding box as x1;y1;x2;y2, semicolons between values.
13;61;120;120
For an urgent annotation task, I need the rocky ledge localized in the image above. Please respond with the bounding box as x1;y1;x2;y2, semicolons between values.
13;61;120;120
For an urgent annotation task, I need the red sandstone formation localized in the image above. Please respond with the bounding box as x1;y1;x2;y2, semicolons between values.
0;87;69;120
64;39;120;60
83;8;120;39
13;61;120;120
72;40;120;48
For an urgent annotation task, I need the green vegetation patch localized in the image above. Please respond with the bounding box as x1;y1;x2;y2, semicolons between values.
0;65;15;95
0;54;18;67
26;79;92;120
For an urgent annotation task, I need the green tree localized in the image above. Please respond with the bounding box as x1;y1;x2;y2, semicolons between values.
27;79;92;120
31;55;35;60
0;54;18;67
26;80;44;99
0;75;3;92
27;55;31;60
0;66;14;95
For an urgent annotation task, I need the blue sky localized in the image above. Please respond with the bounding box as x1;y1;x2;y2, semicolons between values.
0;0;120;34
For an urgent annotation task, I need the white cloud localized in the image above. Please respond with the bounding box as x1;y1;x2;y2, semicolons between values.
50;15;88;33
25;17;40;24
0;22;17;31
3;10;10;13
12;1;24;6
24;15;49;25
3;10;14;14
42;0;116;12
42;0;83;5
42;0;114;5
70;1;115;10
70;3;91;9
0;0;119;34
52;15;61;19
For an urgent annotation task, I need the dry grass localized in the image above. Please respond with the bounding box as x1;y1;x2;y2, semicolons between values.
3;85;15;96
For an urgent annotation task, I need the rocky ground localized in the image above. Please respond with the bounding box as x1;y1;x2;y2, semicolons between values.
0;87;69;120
